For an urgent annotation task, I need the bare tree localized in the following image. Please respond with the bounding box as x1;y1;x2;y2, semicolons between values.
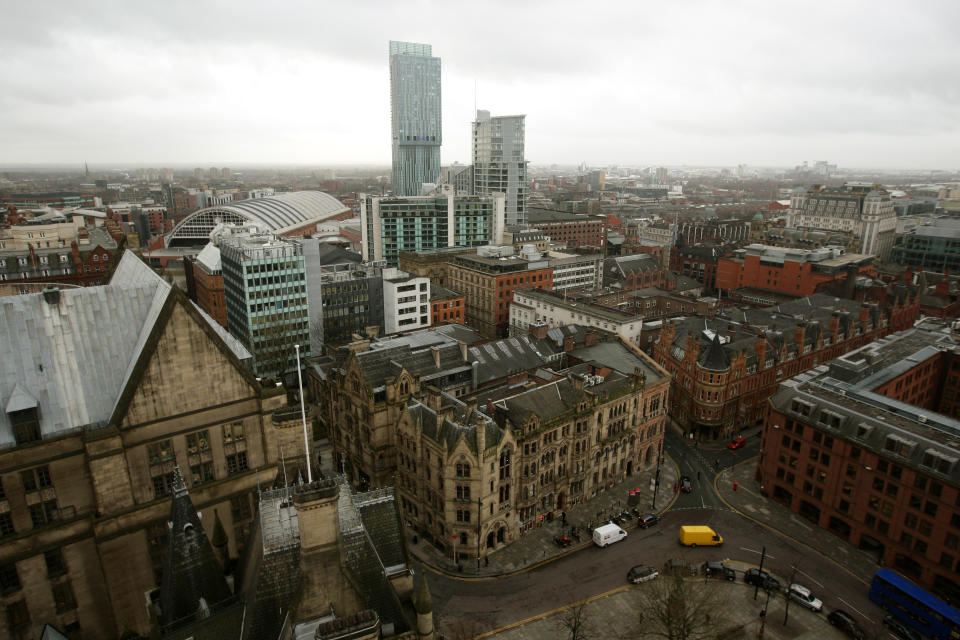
438;613;492;640
632;575;731;640
557;602;592;640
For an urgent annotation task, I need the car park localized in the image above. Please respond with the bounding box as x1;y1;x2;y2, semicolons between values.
787;583;823;612
728;436;746;449
638;513;660;529
744;568;780;592
883;615;921;640
627;564;660;584
679;476;693;493
702;561;736;581
827;610;866;639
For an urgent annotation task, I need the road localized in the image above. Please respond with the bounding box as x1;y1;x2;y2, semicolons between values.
426;430;890;638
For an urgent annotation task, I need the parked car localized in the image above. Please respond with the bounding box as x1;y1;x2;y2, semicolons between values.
883;615;921;640
663;558;699;577
728;436;746;450
744;568;780;592
827;610;866;639
627;564;660;584
702;561;736;581
679;476;694;493
787;583;823;612
638;513;660;529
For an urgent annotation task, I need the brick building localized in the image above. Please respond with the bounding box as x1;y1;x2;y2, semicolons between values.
447;248;553;338
527;208;607;250
430;283;464;325
0;252;302;639
653;292;918;439
397;247;475;287
183;243;227;326
0;226;121;288
715;244;876;299
669;244;736;293
759;322;960;604
602;254;668;290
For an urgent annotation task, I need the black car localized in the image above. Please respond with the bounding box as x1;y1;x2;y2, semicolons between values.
743;568;780;592
679;476;693;493
827;610;866;640
638;513;660;529
883;615;921;640
702;561;736;581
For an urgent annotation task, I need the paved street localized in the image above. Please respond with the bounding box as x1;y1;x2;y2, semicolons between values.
411;424;896;639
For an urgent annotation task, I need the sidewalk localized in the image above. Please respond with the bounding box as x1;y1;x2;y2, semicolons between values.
408;456;680;577
715;458;881;585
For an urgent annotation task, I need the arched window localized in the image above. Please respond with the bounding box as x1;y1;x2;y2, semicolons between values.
499;448;511;480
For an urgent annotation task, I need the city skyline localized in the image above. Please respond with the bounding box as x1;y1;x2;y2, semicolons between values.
2;1;959;169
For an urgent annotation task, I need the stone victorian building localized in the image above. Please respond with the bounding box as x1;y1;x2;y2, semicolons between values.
653;292;918;440
311;324;669;563
0;252;305;639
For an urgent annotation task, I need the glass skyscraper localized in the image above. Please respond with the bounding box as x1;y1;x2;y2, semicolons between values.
473;110;527;226
390;41;442;196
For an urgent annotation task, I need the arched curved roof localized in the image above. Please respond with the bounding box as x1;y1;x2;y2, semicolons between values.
167;191;350;247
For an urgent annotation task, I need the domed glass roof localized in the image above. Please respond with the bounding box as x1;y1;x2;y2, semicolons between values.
167;191;350;247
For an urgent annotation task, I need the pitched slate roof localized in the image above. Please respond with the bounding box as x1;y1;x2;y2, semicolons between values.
0;250;251;449
468;335;560;385
496;379;586;425
409;398;503;454
700;335;731;371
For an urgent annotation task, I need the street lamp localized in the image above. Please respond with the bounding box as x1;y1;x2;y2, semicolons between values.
651;445;664;510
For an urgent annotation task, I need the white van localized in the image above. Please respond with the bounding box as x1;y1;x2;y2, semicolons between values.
593;523;628;547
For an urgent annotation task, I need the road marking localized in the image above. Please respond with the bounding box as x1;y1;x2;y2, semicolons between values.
837;598;873;623
790;515;813;532
798;569;823;588
740;547;776;559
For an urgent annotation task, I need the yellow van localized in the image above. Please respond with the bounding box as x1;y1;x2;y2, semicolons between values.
678;525;723;547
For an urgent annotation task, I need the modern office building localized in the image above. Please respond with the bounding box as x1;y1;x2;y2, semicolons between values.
545;250;602;293
759;322;960;603
382;268;431;334
788;183;897;260
890;217;960;272
359;192;505;266
219;226;310;378
473;110;527;226
390;41;442;196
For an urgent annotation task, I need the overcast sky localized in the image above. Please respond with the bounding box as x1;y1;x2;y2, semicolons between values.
4;1;958;169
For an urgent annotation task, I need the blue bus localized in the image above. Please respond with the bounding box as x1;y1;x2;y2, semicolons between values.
869;569;960;640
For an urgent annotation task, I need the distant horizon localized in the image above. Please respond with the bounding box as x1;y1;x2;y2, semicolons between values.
0;161;957;175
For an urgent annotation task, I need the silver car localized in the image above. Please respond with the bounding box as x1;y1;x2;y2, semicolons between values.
788;583;823;612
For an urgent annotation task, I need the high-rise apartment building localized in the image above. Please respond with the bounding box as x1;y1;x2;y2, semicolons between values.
219;226;310;377
473;110;527;226
359;192;505;266
389;41;442;196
